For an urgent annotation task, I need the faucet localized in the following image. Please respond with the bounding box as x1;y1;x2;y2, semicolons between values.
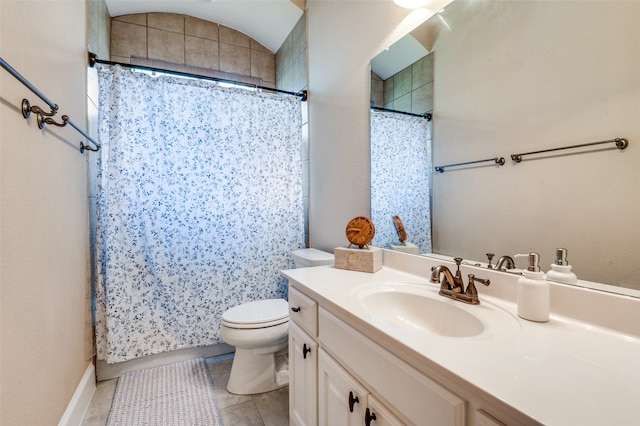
430;257;490;304
494;255;515;271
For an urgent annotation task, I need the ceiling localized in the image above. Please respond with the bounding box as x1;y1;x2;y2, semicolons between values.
370;33;429;80
105;0;454;80
371;0;455;80
104;0;304;53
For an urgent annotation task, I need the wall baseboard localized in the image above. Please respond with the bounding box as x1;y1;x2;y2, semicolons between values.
58;363;96;426
96;343;235;381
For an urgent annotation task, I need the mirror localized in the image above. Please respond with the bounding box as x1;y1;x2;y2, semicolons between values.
370;0;640;293
370;29;434;255
370;108;432;255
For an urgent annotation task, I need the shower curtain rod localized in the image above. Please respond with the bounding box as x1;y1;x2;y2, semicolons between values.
0;56;100;153
371;106;432;121
88;53;307;101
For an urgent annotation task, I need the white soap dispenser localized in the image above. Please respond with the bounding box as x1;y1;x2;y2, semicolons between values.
517;252;550;322
546;248;577;285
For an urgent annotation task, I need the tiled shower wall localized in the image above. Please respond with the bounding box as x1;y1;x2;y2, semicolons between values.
275;15;307;94
87;0;111;361
371;53;434;116
110;13;276;87
276;15;310;246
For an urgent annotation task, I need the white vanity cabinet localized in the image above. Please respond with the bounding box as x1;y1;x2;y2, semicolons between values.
290;322;318;426
282;254;640;426
288;283;466;426
287;280;523;426
367;395;405;426
289;286;319;426
319;307;466;426
318;347;404;426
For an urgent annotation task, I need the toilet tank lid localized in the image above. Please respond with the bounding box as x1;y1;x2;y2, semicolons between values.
292;248;334;265
222;299;288;325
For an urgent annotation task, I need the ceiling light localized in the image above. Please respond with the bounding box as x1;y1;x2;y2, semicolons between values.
393;0;430;9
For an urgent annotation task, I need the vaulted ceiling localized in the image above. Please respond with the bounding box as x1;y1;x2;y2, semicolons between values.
104;0;304;53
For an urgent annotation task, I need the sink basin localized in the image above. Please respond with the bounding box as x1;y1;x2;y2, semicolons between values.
351;282;519;338
358;286;485;337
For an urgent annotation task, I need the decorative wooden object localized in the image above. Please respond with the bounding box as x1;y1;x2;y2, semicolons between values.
336;216;381;273
392;215;407;243
345;216;375;249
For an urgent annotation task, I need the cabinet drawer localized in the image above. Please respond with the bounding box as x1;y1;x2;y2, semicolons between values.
289;286;318;337
319;307;465;426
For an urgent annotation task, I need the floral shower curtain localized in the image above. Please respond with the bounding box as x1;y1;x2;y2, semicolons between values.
95;66;304;363
370;111;432;253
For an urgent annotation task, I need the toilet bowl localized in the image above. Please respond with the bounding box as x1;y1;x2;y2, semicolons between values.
221;299;289;394
220;248;334;395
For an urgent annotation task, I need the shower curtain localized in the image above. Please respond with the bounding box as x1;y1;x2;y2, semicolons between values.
95;66;304;363
370;111;432;253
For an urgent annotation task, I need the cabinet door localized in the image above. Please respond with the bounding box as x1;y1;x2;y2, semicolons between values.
318;348;368;426
319;308;465;425
290;321;318;426
366;395;405;426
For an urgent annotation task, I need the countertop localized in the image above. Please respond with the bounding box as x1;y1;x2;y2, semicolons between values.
281;262;640;426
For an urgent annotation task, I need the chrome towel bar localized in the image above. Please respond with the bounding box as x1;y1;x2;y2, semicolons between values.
511;138;628;163
435;157;505;173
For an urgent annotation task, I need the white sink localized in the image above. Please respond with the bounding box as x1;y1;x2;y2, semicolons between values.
350;282;519;338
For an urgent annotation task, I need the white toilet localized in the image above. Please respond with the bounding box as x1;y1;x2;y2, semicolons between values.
220;248;334;394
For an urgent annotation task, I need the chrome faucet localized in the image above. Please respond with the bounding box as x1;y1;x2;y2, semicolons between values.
430;257;490;304
494;255;516;271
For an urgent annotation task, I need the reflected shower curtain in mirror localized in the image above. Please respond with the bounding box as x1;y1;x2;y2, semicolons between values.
95;66;304;363
370;111;432;253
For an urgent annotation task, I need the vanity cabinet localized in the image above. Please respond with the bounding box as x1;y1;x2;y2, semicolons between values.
319;307;465;426
288;283;465;425
318;347;403;426
287;282;520;426
289;286;319;426
290;321;317;426
367;395;405;426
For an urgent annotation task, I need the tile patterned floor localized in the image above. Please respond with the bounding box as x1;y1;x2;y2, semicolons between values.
81;354;289;426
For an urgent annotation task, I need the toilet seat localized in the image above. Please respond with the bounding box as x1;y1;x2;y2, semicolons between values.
222;299;289;329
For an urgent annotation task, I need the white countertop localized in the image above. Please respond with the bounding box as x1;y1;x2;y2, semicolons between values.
281;261;640;426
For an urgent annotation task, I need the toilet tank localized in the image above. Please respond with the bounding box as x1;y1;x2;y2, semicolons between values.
292;248;334;268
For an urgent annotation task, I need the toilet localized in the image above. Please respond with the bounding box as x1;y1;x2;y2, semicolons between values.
220;248;334;394
291;248;335;268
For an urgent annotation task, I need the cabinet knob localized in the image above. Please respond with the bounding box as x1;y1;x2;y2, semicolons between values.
365;408;377;425
303;343;311;359
348;391;359;413
291;306;301;312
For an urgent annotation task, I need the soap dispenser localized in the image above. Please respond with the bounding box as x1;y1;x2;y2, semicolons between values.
546;248;577;285
517;252;550;322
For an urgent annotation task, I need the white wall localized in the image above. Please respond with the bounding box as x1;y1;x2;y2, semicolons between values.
0;1;92;423
430;0;640;288
307;0;444;251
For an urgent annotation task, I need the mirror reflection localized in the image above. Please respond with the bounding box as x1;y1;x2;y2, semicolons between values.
370;0;640;292
370;33;434;254
370;109;432;254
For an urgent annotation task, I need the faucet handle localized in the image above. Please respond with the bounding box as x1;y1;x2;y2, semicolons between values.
466;274;491;302
470;275;491;287
486;253;494;269
453;257;463;277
